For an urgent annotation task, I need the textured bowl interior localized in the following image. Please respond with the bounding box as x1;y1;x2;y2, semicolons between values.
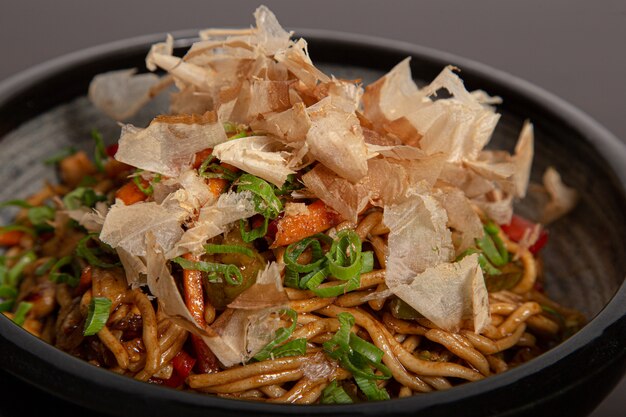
0;33;624;417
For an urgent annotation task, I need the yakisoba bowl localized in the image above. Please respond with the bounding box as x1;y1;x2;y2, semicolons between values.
0;8;625;417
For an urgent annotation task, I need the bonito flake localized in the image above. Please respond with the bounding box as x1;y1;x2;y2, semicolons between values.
100;200;187;257
384;189;454;287
88;68;163;121
389;253;490;334
212;136;295;187
115;112;227;177
306;98;368;183
167;190;257;258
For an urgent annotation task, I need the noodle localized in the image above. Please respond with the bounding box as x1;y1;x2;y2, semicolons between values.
0;7;587;404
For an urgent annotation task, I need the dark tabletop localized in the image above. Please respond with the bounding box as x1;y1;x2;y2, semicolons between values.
0;1;624;416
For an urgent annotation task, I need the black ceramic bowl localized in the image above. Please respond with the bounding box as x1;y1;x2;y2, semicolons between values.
0;30;624;417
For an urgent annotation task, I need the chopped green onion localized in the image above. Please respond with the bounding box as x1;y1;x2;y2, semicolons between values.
173;257;243;286
326;230;363;281
35;258;57;276
0;199;33;209
198;154;239;181
229;131;249;140
275;174;303;196
353;374;390;401
5;251;36;287
283;235;330;274
236;174;282;219
323;312;391;400
204;243;254;258
12;301;33;326
0;284;18;312
477;222;508;266
360;251;374;274
132;170;158;196
223;122;238;134
63;187;106;210
253;309;298;361
91;129;107;172
48;256;80;287
0;225;36;237
457;247;501;276
266;338;307;359
75;234;120;269
321;381;353;404
83;297;112;336
0;300;14;312
44;146;77;165
78;175;98;187
239;217;268;243
0;285;18;300
389;297;423;320
27;205;55;226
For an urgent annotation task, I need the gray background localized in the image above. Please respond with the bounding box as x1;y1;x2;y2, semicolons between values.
0;0;624;416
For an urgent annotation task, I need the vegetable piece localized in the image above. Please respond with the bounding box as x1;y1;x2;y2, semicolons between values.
92;129;107;172
0;229;25;246
162;350;197;387
12;301;33;326
83;297;112;336
6;251;36;287
47;256;80;287
500;214;549;255
173;257;243;286
204;244;254;258
267;338;307;359
44;146;77;165
180;253;206;325
323;313;391;400
59;151;97;187
63;187;106;210
321;381;354;404
76;234;121;269
178;253;220;374
115;181;149;205
133;171;159;196
252;309;298;361
272;200;340;247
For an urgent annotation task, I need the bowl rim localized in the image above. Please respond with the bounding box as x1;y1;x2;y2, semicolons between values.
0;28;624;416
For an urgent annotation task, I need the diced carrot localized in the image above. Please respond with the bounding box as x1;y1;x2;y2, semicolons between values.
75;265;93;295
59;151;97;188
115;181;148;205
181;253;219;373
207;178;229;198
193;148;213;169
271;200;341;247
182;253;205;326
0;229;24;246
104;159;133;179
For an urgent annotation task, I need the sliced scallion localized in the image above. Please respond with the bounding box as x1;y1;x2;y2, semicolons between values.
44;146;76;165
321;380;353;404
173;257;243;286
63;187;106;210
252;309;298;361
266;338;307;359
91;129;107;172
83;297;112;336
48;256;80;287
12;301;33;326
204;243;254;258
6;251;36;287
75;234;120;269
